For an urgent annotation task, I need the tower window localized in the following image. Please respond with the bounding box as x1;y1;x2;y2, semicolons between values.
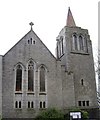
28;61;34;91
78;101;89;107
78;101;81;106
60;37;64;56
72;34;78;50
58;42;61;57
82;101;85;106
86;101;89;106
81;79;84;86
40;66;45;92
79;35;84;50
16;65;22;91
84;37;88;53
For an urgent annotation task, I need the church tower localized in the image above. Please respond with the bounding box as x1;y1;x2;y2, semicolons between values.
56;8;98;109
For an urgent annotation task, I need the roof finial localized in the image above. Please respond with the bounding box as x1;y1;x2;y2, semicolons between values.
66;7;76;27
29;22;34;30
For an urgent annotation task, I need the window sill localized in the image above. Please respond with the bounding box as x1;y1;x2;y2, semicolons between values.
71;51;89;55
39;92;47;95
15;91;23;94
27;92;35;95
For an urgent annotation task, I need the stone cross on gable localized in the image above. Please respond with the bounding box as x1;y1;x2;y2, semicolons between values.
29;22;34;30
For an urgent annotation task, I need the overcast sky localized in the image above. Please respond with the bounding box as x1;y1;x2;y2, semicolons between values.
0;0;98;57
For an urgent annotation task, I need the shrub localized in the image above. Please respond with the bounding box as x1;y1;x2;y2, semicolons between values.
36;108;64;119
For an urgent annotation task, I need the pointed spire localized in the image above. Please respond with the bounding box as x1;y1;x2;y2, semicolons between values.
66;7;76;27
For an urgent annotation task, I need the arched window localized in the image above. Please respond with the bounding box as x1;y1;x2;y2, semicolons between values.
43;101;45;108
82;101;85;106
19;101;21;108
15;101;18;108
40;66;45;92
86;101;89;106
58;42;61;57
31;101;34;108
16;65;22;91
40;101;42;108
79;35;84;50
84;37;88;53
60;37;64;55
28;61;34;91
30;38;33;44
28;101;30;108
72;34;78;50
78;101;81;106
28;40;30;44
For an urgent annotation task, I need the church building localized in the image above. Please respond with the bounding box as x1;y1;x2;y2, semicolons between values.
0;8;98;119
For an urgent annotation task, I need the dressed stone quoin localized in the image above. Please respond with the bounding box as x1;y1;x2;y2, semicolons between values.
0;8;98;119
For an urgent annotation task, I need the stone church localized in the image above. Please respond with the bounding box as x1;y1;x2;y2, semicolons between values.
0;8;98;118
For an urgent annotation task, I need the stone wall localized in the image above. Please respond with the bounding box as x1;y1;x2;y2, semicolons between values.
2;30;63;118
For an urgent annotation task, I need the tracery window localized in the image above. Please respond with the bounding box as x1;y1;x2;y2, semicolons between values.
16;65;22;91
40;66;46;92
28;61;34;91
